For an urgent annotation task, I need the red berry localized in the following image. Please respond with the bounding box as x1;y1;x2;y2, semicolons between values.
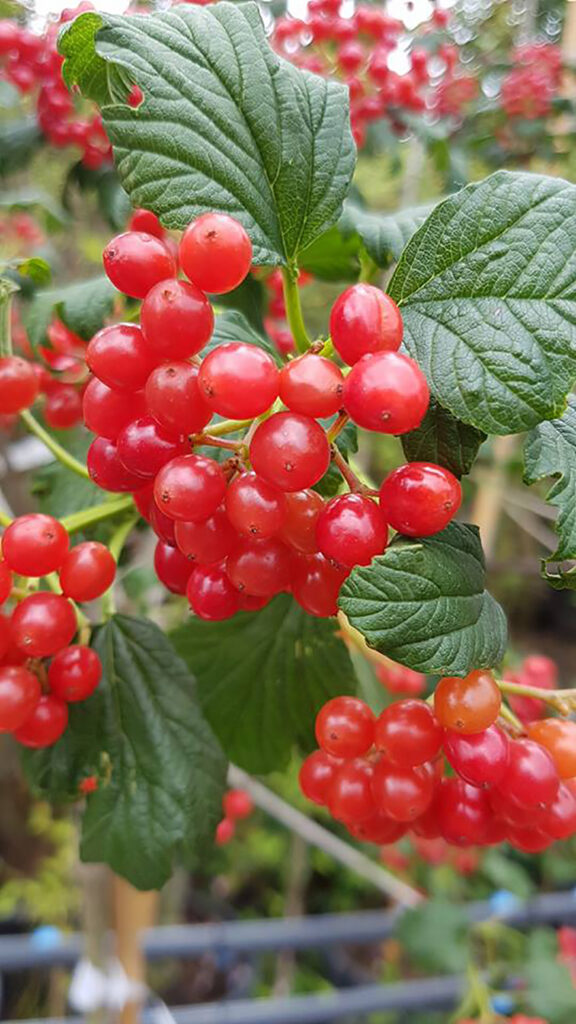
316;493;387;568
117;417;185;479
87;437;148;493
226;537;292;597
44;385;83;430
330;285;403;365
0;562;12;605
544;783;576;841
375;663;426;696
149;503;177;546
348;813;406;845
2;514;69;577
145;361;212;436
223;789;253;820
154;541;192;595
225;472;286;539
59;541;116;602
443;725;509;788
372;760;435;822
175;507;238;565
436;778;491;845
528;718;576;779
299;750;341;805
0;666;41;732
13;694;69;748
0;356;39;414
495;738;559;810
343;352;429;434
198;343;279;418
375;699;443;767
83;378;147;441
103;231;177;299
328;758;375;822
379;462;462;537
315;696;375;758
48;645;102;702
87;324;158;392
215;817;235;844
154;454;227;522
180;213;252;294
279;489;324;554
141;279;214;360
128;209;164;238
186;565;240;620
11;592;77;657
291;552;348;617
434;670;501;734
250;412;330;492
279;355;344;418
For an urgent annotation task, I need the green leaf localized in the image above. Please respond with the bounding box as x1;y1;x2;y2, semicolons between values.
480;849;534;899
23;615;227;890
7;257;52;288
0;188;67;230
401;399;486;478
524;395;576;563
396;900;469;973
22;276;118;348
171;594;354;774
32;431;103;518
340;200;436;267
214;274;266;332
59;4;356;265
525;930;576;1023
209;310;282;365
314;419;358;497
389;170;576;435
63;161;131;232
338;522;507;675
300;224;360;282
0;118;44;177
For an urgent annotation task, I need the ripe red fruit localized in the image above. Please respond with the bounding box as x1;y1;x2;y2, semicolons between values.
348;814;406;845
316;494;388;568
226;537;292;597
103;231;177;299
2;513;69;577
443;725;510;788
528;718;576;779
13;694;69;748
0;562;12;605
330;284;403;365
179;213;252;294
279;489;324;554
154;454;227;522
215;818;235;844
544;783;576;841
250;412;330;492
86;324;158;392
379;462;462;537
11;592;77;658
48;645;102;702
496;738;559;810
83;378;147;441
223;789;253;820
291;552;348;617
128;209;164;238
279;355;344;418
371;760;435;822
154;541;192;595
328;758;375;822
299;750;341;805
87;437;148;493
145;361;212;436
141;279;214;360
315;696;375;758
44;385;83;430
186;565;240;621
59;542;116;602
375;663;426;696
198;343;279;418
225;472;286;539
343;351;429;434
0;356;40;414
375;699;443;767
434;669;501;734
117;417;185;479
0;666;41;732
175;508;238;565
436;778;491;845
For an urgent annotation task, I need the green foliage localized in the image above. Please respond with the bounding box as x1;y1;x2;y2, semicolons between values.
396;899;470;973
480;849;535;899
339;522;507;675
22;275;117;347
525;930;576;1022
340;200;436;266
23;615;227;890
389;171;576;435
402;399;487;478
63;162;131;231
209;310;282;365
171;594;355;774
0;188;67;230
314;419;358;497
524;395;576;568
32;430;103;517
0;118;44;177
59;4;356;265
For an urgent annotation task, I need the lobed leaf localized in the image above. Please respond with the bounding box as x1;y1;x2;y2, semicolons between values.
524;394;576;565
401;399;486;478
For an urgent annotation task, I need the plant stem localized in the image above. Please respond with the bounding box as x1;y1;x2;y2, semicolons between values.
61;496;135;534
498;702;524;735
101;513;139;619
327;412;349;444
193;434;242;452
20;410;90;479
202;417;253;438
281;266;311;354
497;678;576;715
0;279;17;358
331;444;368;493
0;510;11;528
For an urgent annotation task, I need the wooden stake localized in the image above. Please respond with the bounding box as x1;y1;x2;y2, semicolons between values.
113;875;159;1024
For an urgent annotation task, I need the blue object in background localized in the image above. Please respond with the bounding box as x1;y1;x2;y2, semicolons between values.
491;992;515;1015
30;926;62;950
489;890;521;917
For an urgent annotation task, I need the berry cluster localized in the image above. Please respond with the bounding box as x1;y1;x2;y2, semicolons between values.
300;673;576;853
215;788;254;845
500;44;562;121
0;513;114;747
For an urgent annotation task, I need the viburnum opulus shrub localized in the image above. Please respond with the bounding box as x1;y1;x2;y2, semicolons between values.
1;2;576;890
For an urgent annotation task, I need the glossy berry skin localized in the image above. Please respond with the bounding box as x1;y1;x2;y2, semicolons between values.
141;279;214;360
117;417;185;479
371;760;435;822
186;565;240;621
279;489;324;554
13;694;69;748
226;537;292;597
436;778;491;845
225;472;286;539
279;355;344;418
87;437;148;493
0;356;40;414
375;699;443;767
145;362;212;436
48;645;102;702
496;739;559;809
59;542;116;602
315;696;375;758
215;818;235;845
348;813;406;845
380;462;462;537
434;670;501;734
128;209;164;238
299;750;341;805
0;666;41;732
103;231;177;299
343;352;429;434
44;385;83;430
443;725;510;788
175;508;238;565
250;413;330;492
198;343;279;418
330;284;403;365
154;454;227;522
291;552;347;617
328;758;375;822
528;718;576;779
11;593;77;658
87;324;158;393
2;514;69;577
179;213;252;294
154;542;192;595
544;783;576;841
149;503;177;546
83;378;147;441
224;789;253;820
0;562;12;605
316;494;387;568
